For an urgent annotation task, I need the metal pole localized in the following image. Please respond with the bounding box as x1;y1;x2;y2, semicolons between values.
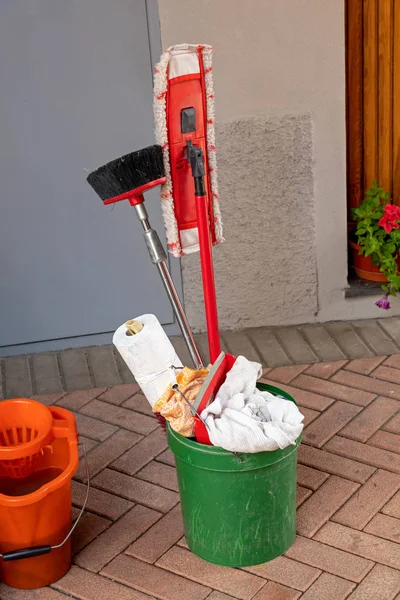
133;203;203;369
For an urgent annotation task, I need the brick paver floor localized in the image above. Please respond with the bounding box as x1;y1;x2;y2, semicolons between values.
1;356;400;599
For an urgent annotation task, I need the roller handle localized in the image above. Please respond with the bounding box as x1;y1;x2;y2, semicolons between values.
2;546;51;562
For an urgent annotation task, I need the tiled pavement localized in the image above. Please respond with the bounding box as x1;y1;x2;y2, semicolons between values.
1;355;400;599
4;317;400;399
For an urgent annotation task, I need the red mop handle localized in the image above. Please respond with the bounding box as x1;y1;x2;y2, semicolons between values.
188;141;221;363
195;192;221;363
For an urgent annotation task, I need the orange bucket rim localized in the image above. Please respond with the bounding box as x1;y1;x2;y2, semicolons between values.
0;406;79;507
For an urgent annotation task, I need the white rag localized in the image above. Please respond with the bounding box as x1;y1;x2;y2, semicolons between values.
201;356;304;453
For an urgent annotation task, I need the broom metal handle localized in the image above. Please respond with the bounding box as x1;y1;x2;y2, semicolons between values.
156;261;204;369
133;203;203;369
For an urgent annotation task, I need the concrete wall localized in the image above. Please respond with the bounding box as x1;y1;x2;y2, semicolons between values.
158;0;400;330
183;114;316;331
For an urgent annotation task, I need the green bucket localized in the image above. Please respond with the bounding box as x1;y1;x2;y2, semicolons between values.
167;382;301;567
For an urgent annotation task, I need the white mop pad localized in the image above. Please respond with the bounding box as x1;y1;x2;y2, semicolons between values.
153;43;224;257
201;356;304;453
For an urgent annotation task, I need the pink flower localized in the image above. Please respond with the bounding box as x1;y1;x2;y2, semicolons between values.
378;204;400;233
376;293;391;310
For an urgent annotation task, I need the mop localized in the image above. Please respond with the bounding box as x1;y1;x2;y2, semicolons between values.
153;43;225;364
87;44;226;433
153;43;224;258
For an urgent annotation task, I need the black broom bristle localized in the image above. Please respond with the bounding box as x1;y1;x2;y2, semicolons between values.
87;144;165;201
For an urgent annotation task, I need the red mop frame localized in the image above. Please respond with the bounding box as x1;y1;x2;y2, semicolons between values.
161;45;223;362
154;44;224;258
165;55;215;253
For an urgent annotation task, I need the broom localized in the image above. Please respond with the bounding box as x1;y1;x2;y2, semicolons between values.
87;145;205;431
87;145;202;371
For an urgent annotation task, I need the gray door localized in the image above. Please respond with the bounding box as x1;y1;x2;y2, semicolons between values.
0;0;180;355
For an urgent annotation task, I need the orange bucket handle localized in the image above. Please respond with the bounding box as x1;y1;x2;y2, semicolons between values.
50;405;77;439
51;420;72;440
0;442;89;563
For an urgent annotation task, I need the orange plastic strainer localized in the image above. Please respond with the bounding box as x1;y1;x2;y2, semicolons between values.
0;399;54;478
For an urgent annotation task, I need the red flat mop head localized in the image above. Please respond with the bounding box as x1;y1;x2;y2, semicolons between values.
154;44;224;257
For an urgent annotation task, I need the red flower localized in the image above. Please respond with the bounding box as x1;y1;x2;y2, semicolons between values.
378;204;400;233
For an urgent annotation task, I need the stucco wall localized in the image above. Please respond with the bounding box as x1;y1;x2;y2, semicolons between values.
158;0;399;328
183;114;316;331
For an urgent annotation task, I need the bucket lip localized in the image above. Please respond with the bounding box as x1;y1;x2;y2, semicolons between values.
167;381;302;470
0;407;79;507
168;422;301;468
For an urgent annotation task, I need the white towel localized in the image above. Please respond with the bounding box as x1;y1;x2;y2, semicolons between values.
201;356;304;453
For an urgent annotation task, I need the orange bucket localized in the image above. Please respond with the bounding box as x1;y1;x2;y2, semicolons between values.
0;399;80;589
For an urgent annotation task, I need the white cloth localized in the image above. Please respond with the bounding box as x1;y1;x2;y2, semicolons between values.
201;356;304;453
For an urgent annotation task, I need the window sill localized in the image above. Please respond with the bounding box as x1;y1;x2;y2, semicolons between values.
345;273;383;298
